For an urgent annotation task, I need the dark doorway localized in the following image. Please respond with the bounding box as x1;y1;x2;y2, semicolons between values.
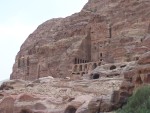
79;65;82;71
92;73;100;79
74;58;77;64
110;65;116;70
20;109;32;113
100;53;102;57
64;106;77;113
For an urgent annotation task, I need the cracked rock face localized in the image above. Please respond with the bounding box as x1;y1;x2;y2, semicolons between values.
10;0;150;81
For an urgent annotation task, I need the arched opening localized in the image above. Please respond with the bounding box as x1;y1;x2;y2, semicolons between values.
79;65;82;71
84;64;88;70
73;65;77;72
135;76;143;85
78;59;80;64
100;53;102;57
81;72;85;76
92;63;97;69
20;109;32;113
80;59;82;63
64;106;77;113
110;65;116;70
94;46;97;50
27;57;29;66
82;60;84;63
74;58;77;64
92;73;100;79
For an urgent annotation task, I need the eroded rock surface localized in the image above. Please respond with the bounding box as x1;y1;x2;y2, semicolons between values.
11;0;150;81
5;0;150;112
0;76;122;113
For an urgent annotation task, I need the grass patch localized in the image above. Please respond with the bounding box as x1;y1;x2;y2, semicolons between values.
117;85;150;113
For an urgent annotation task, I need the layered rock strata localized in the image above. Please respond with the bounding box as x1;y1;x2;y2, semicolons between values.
6;0;150;112
0;76;122;113
11;0;150;80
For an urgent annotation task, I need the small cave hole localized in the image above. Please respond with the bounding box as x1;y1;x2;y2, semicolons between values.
110;65;116;70
20;109;32;113
120;65;126;68
92;73;100;79
135;57;139;61
100;53;103;57
64;106;77;113
74;58;77;64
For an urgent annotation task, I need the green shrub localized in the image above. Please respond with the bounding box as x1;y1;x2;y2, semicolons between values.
117;85;150;113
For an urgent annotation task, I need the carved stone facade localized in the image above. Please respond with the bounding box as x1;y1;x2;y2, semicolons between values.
10;0;150;81
71;23;150;77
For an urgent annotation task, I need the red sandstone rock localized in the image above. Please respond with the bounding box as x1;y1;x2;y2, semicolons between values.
17;93;39;102
0;96;15;113
10;0;150;81
4;0;150;112
138;51;150;65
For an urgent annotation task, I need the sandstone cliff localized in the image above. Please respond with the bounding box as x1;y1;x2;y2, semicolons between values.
2;0;149;112
11;0;150;81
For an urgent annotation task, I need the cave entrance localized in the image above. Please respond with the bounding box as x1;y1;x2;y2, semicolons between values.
20;109;32;113
92;73;100;79
64;106;77;113
110;65;116;70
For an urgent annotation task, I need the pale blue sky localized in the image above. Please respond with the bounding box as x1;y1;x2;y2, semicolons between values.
0;0;88;81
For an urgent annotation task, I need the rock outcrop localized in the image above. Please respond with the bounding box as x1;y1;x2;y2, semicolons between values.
11;0;150;81
5;0;150;112
0;76;122;113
